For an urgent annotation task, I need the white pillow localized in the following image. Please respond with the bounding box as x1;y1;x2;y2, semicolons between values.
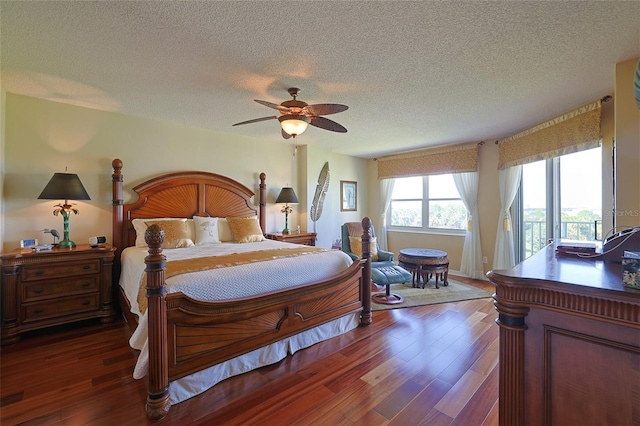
217;218;235;242
193;216;221;245
132;218;195;247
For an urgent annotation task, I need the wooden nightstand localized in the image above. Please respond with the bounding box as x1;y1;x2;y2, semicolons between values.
266;232;317;246
1;244;117;345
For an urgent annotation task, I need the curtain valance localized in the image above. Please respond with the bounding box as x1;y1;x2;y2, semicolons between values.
497;99;603;170
377;142;478;179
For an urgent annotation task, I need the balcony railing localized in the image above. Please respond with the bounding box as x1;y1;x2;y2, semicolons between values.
523;219;601;259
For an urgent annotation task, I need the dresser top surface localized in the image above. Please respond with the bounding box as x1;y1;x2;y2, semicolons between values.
489;243;640;301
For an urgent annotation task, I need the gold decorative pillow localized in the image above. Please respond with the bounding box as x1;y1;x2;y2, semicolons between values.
146;219;195;249
348;236;379;261
132;218;195;247
226;216;265;243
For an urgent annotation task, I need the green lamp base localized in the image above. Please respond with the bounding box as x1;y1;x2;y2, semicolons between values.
58;211;76;248
282;210;293;235
58;239;76;248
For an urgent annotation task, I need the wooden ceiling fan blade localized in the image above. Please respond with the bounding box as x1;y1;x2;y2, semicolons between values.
306;103;349;116
255;99;290;113
310;116;347;133
232;116;278;126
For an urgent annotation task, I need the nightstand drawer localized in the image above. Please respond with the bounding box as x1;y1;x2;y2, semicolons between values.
23;276;100;302
21;260;100;282
23;294;100;322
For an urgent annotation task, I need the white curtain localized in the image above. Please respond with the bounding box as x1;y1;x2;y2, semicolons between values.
378;179;395;250
493;166;522;269
453;172;484;279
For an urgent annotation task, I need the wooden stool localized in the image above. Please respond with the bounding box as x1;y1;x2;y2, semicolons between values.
398;261;422;288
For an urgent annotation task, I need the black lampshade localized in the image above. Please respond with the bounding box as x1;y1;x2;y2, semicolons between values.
275;187;299;204
38;173;91;201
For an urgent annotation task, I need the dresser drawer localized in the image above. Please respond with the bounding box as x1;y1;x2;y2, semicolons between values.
21;260;100;282
22;294;100;322
22;276;100;302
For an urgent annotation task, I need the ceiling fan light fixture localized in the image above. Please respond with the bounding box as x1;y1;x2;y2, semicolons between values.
279;114;310;136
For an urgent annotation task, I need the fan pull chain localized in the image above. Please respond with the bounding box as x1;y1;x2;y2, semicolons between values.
289;137;298;189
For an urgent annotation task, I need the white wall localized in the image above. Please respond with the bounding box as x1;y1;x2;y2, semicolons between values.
614;57;640;228
2;93;371;253
303;145;370;249
2;93;325;251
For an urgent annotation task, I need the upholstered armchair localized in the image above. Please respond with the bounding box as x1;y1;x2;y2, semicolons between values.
341;223;412;293
341;223;394;266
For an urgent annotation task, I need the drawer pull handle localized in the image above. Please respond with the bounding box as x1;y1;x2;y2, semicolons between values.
33;288;44;294
34;308;44;314
35;270;45;276
82;282;91;287
82;265;91;270
82;300;90;306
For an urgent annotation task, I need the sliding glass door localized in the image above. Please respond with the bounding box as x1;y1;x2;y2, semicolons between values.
517;147;602;261
520;159;548;259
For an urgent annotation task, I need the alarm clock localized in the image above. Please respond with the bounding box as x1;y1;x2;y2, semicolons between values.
89;236;107;247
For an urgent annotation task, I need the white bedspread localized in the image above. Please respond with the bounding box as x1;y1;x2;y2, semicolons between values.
119;240;358;403
120;240;353;319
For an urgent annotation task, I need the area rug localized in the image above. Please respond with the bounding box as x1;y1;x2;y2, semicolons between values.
371;278;493;311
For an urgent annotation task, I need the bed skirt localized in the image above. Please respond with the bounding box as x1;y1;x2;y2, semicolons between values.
167;312;360;404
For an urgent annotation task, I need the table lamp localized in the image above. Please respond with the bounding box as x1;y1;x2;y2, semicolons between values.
38;172;91;247
275;187;299;235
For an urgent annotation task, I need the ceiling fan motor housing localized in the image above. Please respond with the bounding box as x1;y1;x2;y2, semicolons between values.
280;99;308;111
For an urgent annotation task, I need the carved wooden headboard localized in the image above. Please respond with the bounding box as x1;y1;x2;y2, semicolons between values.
111;159;266;274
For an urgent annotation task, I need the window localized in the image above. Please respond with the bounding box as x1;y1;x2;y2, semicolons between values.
517;147;602;260
389;174;467;231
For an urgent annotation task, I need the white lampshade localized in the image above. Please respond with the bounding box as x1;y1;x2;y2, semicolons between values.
279;114;310;136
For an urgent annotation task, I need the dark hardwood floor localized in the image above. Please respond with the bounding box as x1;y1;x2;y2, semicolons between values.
1;277;498;426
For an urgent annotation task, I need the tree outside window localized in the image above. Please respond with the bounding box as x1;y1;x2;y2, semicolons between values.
389;174;466;230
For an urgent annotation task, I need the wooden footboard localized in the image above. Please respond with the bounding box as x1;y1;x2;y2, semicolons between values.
143;219;372;420
111;159;372;420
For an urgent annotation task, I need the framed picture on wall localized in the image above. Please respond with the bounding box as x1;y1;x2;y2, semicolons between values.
340;180;357;211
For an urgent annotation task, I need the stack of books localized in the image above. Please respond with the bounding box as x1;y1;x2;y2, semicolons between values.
555;240;597;258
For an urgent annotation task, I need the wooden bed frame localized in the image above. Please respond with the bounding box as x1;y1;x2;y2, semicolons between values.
111;159;372;420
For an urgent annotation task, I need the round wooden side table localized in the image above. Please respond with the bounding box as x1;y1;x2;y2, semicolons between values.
398;248;449;289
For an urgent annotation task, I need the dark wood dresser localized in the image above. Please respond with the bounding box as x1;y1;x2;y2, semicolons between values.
1;244;117;345
488;244;640;426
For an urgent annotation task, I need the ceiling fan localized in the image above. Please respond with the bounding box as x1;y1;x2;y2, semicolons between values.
233;88;348;139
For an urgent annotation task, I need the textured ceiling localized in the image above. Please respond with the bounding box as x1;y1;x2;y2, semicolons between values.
1;1;639;158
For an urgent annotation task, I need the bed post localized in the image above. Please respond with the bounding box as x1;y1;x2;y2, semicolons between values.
144;225;170;420
112;159;124;283
360;217;373;325
259;173;266;233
